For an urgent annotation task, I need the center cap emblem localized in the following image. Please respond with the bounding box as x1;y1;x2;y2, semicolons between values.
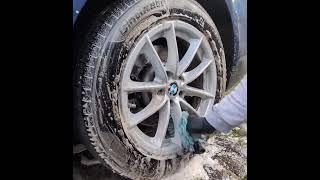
168;82;178;96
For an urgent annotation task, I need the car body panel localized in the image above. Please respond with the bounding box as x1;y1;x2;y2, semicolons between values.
227;0;247;59
73;0;86;25
224;0;247;88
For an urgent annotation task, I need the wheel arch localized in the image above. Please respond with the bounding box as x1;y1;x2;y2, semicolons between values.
195;0;245;89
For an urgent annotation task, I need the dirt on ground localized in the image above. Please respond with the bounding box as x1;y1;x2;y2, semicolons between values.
163;123;247;180
73;124;247;180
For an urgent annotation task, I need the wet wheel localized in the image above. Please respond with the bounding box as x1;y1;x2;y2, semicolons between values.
74;0;227;179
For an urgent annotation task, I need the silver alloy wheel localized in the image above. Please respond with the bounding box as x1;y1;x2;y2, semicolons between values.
120;20;217;160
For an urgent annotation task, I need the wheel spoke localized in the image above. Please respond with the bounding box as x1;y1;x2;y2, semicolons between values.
123;80;167;92
128;95;168;128
170;98;182;148
170;98;182;123
143;35;168;82
181;85;214;99
177;37;203;76
153;100;170;148
179;97;200;117
165;22;179;75
182;58;212;84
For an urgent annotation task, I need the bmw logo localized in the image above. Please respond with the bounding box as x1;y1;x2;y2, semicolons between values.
168;82;178;96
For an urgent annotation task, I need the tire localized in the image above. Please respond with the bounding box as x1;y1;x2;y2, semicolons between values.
74;0;227;179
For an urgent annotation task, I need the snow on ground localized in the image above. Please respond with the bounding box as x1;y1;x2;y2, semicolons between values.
73;124;247;180
163;124;247;180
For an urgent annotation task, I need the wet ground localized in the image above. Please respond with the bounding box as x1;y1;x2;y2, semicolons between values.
163;123;247;180
73;124;247;180
73;153;128;180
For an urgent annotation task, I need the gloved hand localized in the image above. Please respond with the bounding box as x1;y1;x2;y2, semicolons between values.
186;116;216;134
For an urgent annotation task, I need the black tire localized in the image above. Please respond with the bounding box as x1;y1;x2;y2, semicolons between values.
74;0;227;179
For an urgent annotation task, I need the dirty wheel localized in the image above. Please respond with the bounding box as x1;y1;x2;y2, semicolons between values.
74;0;226;179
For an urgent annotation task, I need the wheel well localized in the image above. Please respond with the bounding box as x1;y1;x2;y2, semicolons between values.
74;0;236;83
195;0;236;84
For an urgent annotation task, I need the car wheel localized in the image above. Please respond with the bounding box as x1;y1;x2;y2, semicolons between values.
74;0;227;179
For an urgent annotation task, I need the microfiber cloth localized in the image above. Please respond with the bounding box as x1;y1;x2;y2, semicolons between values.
175;111;206;152
176;111;195;152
